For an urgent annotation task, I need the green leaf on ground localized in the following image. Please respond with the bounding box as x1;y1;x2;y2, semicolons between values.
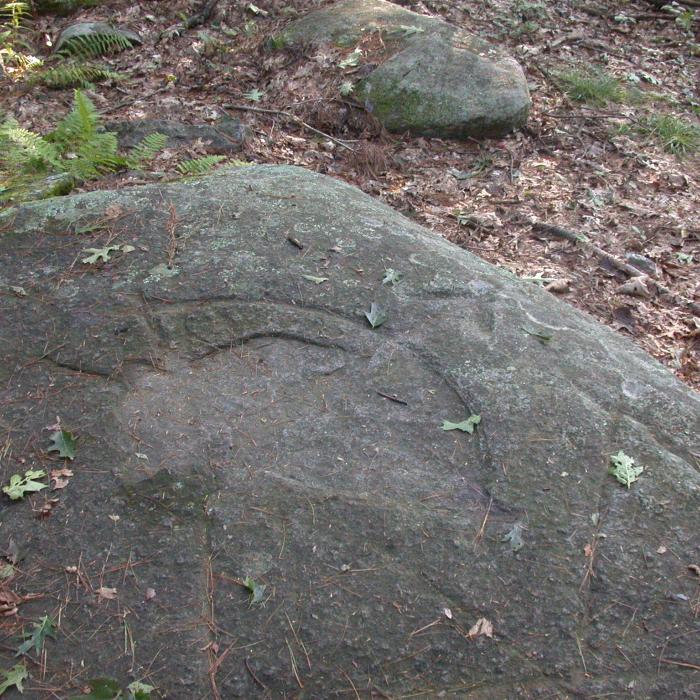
301;274;329;284
127;681;154;699
16;615;56;657
339;48;362;69
244;88;265;102
521;326;552;344
81;244;134;265
3;470;47;500
382;268;402;285
364;302;386;328
81;245;121;264
0;663;27;695
243;576;266;604
502;522;524;552
72;677;121;699
609;450;644;488
339;81;354;96
247;3;268;15
441;415;481;433
48;430;77;460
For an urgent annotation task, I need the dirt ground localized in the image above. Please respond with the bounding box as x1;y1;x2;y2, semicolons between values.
5;0;700;388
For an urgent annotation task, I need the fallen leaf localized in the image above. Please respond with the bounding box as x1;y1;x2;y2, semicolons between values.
242;576;266;605
441;415;481;433
35;498;59;519
0;588;21;616
609;450;644;488
339;47;362;69
502;522;524;552
443;607;453;619
467;617;493;639
81;245;121;264
97;587;117;600
656;545;667;555
612;305;636;334
688;564;700;577
301;274;329;284
544;278;570;293
382;268;402;285
583;543;593;557
364;302;386;329
16;615;56;657
521;326;552;344
50;467;73;490
616;277;650;298
3;470;47;500
0;663;27;695
48;430;77;460
145;587;156;601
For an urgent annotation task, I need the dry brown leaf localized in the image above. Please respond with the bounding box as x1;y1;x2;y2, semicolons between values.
583;543;593;557
35;498;59;519
0;588;21;616
468;617;493;639
689;564;700;577
544;279;570;294
50;467;73;490
616;277;650;298
97;586;118;600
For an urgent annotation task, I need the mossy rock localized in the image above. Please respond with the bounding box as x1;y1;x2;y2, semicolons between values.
282;0;531;138
0;166;698;697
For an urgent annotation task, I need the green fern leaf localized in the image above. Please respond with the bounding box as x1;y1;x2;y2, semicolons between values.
176;155;226;176
32;63;122;89
0;118;61;172
58;32;134;59
125;132;167;168
50;88;101;147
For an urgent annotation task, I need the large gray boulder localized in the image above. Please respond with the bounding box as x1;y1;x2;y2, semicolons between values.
0;167;698;698
282;0;531;138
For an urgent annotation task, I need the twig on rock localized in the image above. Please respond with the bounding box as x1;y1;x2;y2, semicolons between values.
221;104;356;152
531;220;700;317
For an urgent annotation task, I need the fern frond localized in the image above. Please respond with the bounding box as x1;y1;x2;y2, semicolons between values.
0;117;61;172
0;2;31;32
176;155;226;176
58;32;134;59
125;132;167;168
50;88;101;147
65;132;124;179
32;62;122;89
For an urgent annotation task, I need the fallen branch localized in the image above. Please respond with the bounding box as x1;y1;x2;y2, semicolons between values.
530;221;700;317
221;104;356;152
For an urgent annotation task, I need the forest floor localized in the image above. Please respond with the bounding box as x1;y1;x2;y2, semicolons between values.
4;0;700;388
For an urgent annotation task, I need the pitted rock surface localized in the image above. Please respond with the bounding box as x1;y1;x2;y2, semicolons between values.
0;166;698;698
281;0;531;138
